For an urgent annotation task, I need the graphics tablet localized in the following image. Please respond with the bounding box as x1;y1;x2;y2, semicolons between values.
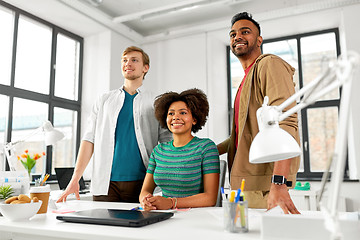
56;208;174;227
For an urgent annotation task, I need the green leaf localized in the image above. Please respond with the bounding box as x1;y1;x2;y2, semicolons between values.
20;159;29;171
0;185;15;200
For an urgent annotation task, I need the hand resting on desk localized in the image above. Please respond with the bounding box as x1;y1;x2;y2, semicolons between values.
141;193;173;211
56;179;80;203
267;184;300;214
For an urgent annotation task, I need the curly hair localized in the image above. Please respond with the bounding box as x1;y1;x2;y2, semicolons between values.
154;88;209;133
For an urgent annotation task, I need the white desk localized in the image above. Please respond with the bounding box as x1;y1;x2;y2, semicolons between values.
0;200;263;240
0;200;358;240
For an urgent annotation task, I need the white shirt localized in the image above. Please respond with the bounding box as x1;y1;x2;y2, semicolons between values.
82;85;172;195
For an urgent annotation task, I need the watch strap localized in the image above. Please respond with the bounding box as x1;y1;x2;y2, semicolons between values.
286;180;292;187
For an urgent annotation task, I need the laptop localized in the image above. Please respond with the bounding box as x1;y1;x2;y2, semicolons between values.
55;167;89;194
56;208;174;227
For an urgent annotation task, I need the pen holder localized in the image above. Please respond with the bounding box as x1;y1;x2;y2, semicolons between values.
222;200;248;233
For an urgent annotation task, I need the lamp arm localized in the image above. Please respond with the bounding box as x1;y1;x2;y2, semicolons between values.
278;75;340;122
277;56;353;123
2;120;64;171
3;143;18;171
277;67;332;113
3;123;45;171
4;120;61;152
8;126;43;147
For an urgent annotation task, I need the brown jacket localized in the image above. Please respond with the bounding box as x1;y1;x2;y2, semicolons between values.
219;54;300;191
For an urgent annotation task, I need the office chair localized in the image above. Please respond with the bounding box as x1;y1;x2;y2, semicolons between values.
215;159;227;207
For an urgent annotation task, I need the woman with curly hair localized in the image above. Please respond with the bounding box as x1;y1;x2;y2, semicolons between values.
139;88;220;210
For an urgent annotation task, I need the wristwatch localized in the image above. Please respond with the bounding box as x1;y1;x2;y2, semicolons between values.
271;175;292;187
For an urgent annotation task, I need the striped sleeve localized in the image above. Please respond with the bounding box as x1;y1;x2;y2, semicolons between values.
201;139;220;175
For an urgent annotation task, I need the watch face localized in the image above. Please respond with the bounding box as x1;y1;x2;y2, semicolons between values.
273;175;285;184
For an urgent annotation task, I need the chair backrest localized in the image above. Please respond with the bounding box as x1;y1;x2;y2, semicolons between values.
215;159;227;207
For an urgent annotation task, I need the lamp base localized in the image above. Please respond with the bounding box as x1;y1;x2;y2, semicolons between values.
261;210;360;240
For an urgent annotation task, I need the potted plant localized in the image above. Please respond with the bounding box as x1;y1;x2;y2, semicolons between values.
17;149;46;179
0;185;14;202
0;185;14;216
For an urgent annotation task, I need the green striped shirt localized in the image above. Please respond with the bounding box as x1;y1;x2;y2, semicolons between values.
147;137;220;198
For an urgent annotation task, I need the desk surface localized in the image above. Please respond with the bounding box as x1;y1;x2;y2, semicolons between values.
1;200;358;240
0;200;263;240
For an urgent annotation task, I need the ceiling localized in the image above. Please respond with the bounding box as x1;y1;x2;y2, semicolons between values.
3;0;360;43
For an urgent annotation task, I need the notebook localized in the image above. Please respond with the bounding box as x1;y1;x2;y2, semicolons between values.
56;208;174;227
55;167;89;194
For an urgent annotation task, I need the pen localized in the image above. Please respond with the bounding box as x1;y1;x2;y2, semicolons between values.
240;179;246;201
229;191;236;203
235;189;241;203
221;187;227;201
131;206;143;211
239;199;246;228
234;189;241;226
240;179;245;192
40;173;50;186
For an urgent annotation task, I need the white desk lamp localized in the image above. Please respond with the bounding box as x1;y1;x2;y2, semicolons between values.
2;120;65;171
249;51;359;239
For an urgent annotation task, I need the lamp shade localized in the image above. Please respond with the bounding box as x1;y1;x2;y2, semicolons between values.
42;121;65;146
249;124;301;164
44;129;65;146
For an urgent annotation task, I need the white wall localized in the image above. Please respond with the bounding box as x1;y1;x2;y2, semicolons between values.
143;33;220;139
144;34;207;95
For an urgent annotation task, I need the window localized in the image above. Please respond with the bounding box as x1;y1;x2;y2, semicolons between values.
0;2;83;181
227;29;346;180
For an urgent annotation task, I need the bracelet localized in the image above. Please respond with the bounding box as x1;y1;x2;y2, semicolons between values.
173;198;177;209
170;198;175;209
169;197;178;209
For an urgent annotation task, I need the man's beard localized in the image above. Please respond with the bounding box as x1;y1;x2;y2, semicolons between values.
124;73;142;80
231;42;257;58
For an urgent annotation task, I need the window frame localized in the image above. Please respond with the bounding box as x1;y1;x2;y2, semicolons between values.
227;28;351;181
0;1;83;181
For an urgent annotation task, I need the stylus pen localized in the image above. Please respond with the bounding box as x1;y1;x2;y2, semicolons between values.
131;206;143;211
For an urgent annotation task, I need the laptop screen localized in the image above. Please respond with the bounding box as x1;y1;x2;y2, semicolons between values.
55;167;86;191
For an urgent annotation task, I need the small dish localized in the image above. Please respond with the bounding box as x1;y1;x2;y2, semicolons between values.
0;200;42;221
